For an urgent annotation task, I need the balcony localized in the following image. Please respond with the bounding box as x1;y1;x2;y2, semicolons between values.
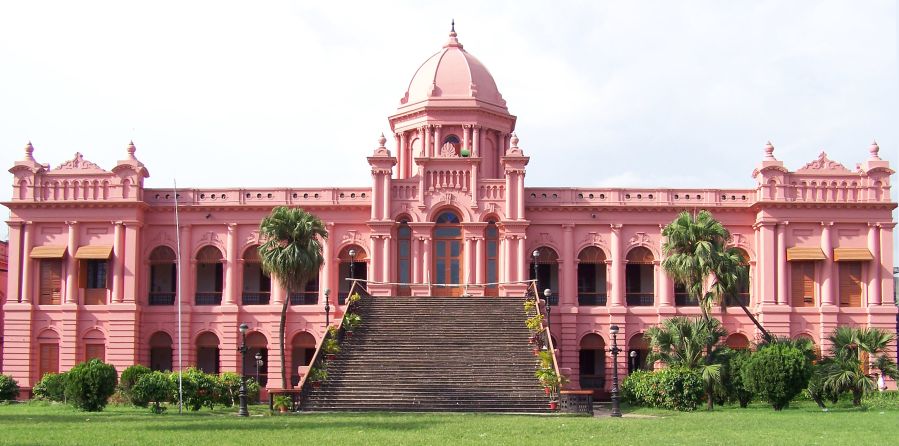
725;294;750;307
578;293;607;306
241;292;271;305
195;292;222;306
289;292;318;306
149;292;175;306
675;293;700;306
626;293;654;306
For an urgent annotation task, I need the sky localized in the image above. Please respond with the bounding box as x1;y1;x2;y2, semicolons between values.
0;0;897;256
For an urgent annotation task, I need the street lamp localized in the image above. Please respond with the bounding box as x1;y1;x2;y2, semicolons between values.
532;249;540;290
237;323;249;417
349;249;357;281
324;288;331;328
629;349;637;375
254;351;263;390
609;324;622;418
543;288;553;332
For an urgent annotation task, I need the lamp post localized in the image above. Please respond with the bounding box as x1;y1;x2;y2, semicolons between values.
348;249;357;304
532;249;540;292
237;323;249;417
543;288;553;332
609;324;622;418
629;349;637;375
324;288;331;328
254;351;263;390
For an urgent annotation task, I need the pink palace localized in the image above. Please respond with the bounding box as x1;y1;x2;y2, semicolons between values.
2;29;897;396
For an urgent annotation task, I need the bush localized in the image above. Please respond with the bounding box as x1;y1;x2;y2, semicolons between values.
0;375;20;401
132;371;175;414
863;390;899;410
724;350;753;408
65;359;118;411
621;367;705;411
119;365;151;404
218;372;260;406
742;343;812;410
33;373;68;402
172;368;226;411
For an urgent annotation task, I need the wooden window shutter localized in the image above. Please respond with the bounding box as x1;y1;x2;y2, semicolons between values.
39;343;59;377
78;260;88;289
39;260;62;305
85;344;105;362
839;262;862;307
791;262;814;307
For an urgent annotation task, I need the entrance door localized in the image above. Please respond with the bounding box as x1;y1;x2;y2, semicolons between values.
433;212;463;297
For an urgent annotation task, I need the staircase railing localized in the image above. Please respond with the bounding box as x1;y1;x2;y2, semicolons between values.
527;280;563;409
295;279;369;410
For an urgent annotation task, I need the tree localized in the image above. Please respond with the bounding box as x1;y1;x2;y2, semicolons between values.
64;359;118;411
662;210;771;340
258;207;327;388
644;316;729;410
821;326;898;406
743;342;812;410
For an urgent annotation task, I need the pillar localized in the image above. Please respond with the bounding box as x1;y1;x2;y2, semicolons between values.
516;236;526;283
463;125;471;152
880;223;895;305
776;223;788;305
868;223;882;305
422;237;431;284
398;132;408;179
224;224;238;305
475;237;485;285
178;225;193;307
610;224;624;306
820;222;834;306
123;223;140;303
112;222;124;303
758;222;777;305
381;236;390;284
370;236;381;283
561;225;575;306
472;126;480;157
423;125;432;158
516;173;525;220
65;221;79;304
323;223;334;300
433;125;442;155
411;236;421;283
16;222;28;303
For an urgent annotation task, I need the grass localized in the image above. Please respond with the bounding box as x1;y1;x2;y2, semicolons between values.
1;400;897;446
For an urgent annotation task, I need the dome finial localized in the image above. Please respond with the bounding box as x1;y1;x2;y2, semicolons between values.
869;139;881;160
451;19;455;33
127;140;137;160
444;19;462;48
763;140;777;160
24;141;35;161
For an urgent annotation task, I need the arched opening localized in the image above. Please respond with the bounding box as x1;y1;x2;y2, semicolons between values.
725;333;750;350
83;329;105;362
625;247;654;306
195;246;223;305
577;247;607;306
195;332;220;374
241;246;271;305
338;245;367;304
440;134;461;157
628;333;650;374
433;211;464;297
529;246;559;301
243;332;268;387
578;334;606;396
37;330;60;380
794;333;820;359
484;220;500;296
290;332;317;387
149;331;173;371
148;246;177;305
731;249;751;307
396;220;412;296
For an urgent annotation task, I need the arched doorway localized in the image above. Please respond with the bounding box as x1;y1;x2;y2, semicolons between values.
243;332;268;387
396;220;412;296
625;247;654;306
290;332;317;386
577;247;607;306
242;246;271;305
578;334;606;397
628;333;650;374
148;246;176;305
195;332;220;374
196;246;223;305
529;246;559;301
726;333;750;350
484;220;500;296
149;331;173;371
83;329;105;362
37;330;60;380
433;211;463;297
338;245;367;304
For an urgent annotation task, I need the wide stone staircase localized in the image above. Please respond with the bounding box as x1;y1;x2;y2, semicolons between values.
300;296;550;412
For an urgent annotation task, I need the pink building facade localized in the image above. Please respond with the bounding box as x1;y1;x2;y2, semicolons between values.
2;30;897;396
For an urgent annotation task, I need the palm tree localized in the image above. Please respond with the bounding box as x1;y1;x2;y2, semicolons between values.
661;210;771;341
821;326;898;406
258;207;327;389
644;316;729;410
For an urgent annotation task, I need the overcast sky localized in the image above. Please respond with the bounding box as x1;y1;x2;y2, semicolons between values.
0;1;897;255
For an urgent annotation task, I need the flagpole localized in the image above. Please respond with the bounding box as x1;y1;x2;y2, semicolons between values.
173;179;184;414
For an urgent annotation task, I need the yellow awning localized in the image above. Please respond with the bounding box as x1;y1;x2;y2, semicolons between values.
30;245;67;259
786;247;826;261
74;245;113;260
834;248;874;262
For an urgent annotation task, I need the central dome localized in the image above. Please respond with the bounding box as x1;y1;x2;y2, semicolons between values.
398;29;507;112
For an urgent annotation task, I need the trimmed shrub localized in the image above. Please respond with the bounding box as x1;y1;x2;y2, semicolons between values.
621;367;705;411
172;368;221;411
0;374;20;401
218;372;260;406
724;350;753;408
33;373;68;402
132;371;175;414
742;343;812;410
119;365;151;404
65;359;118;411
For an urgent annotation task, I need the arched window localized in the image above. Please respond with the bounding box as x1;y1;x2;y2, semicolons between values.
83;329;105;362
243;332;268;387
485;221;499;296
38;330;60;379
149;246;176;305
195;332;220;374
579;334;606;394
577;247;606;306
338;245;367;304
433;211;463;296
241;246;271;305
149;331;173;371
726;333;750;350
195;246;223;305
291;332;316;386
440;135;461;157
396;221;412;296
625;247;654;306
529;247;559;301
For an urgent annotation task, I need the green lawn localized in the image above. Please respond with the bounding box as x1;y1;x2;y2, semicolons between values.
1;400;897;446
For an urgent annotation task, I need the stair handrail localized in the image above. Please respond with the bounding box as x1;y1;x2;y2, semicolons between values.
295;281;371;410
528;280;563;405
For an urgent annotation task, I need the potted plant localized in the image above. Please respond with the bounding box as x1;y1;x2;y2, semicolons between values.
523;298;536;314
549;398;559;410
344;313;362;335
525;314;544;332
347;293;361;306
323;338;340;361
308;367;328;389
535;367;558;396
272;395;292;413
